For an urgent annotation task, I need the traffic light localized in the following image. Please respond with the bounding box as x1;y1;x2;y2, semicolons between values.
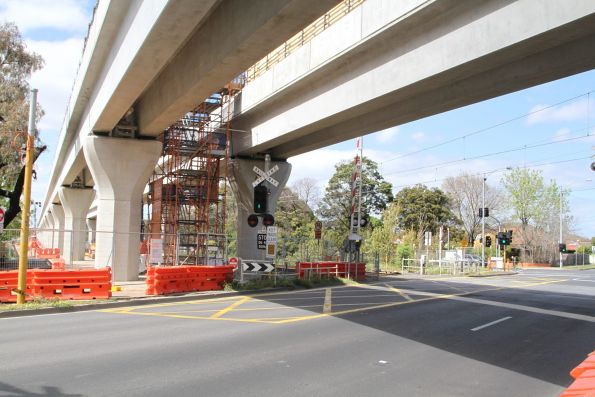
253;184;267;213
263;213;275;227
506;230;513;242
559;243;567;253
479;208;489;217
247;214;259;227
497;231;510;246
485;236;492;247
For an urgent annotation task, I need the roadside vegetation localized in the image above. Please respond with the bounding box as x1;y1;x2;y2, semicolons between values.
224;275;359;292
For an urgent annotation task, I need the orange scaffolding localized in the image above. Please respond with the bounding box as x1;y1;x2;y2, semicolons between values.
148;82;241;265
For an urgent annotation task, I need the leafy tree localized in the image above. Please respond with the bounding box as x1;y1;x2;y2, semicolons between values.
442;173;502;244
0;22;44;177
316;157;393;239
393;184;455;248
275;186;316;260
501;168;571;263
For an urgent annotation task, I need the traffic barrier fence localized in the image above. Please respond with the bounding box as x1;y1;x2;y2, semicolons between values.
295;262;365;281
0;267;111;302
561;351;595;397
146;265;234;295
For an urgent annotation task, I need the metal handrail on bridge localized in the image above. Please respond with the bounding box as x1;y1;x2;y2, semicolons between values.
244;0;365;83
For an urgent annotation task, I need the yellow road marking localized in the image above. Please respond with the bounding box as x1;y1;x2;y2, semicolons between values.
210;296;251;319
384;283;413;301
100;278;569;324
323;288;332;314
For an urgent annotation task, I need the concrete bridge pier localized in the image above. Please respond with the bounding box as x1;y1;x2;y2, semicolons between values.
83;135;161;281
59;187;95;263
229;157;291;261
50;204;65;252
86;218;96;244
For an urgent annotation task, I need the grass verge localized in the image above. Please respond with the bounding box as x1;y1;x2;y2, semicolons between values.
0;297;100;312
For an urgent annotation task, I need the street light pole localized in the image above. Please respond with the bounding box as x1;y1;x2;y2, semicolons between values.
559;189;563;269
482;175;486;268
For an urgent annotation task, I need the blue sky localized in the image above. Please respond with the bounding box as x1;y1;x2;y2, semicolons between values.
3;0;593;237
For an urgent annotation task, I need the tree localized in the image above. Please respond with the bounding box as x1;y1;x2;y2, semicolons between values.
0;22;44;177
316;157;393;237
442;173;502;244
501;168;571;263
275;186;316;260
393;184;455;248
291;177;320;210
0;23;44;227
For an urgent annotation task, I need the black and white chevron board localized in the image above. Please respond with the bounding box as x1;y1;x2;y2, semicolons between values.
242;261;275;272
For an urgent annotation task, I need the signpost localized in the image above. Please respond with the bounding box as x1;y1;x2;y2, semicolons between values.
266;226;277;259
252;164;279;188
314;221;322;240
0;207;5;233
257;233;267;250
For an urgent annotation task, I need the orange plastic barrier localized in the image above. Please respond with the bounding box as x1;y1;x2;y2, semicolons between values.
0;271;34;303
49;258;65;270
146;265;234;295
30;268;112;300
561;351;595;397
297;262;366;281
35;248;61;259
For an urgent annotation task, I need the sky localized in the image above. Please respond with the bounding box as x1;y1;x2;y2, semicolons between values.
2;0;594;238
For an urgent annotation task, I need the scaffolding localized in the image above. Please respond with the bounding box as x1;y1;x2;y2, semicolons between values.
147;82;241;265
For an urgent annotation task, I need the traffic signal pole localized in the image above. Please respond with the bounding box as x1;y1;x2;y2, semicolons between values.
17;88;37;305
482;175;486;269
559;189;563;268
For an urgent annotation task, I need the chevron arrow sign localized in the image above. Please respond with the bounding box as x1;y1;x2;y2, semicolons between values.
242;262;275;272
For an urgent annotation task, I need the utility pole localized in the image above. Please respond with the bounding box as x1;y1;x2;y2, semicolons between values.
482;175;486;268
559;189;563;269
16;88;37;304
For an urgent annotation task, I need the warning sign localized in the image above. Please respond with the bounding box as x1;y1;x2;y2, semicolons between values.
257;233;266;250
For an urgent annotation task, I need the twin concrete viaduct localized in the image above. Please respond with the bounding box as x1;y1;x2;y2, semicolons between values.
39;0;595;280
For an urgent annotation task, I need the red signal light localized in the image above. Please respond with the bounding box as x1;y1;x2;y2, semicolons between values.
247;214;259;227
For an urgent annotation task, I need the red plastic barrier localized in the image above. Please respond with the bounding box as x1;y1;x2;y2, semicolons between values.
31;268;112;300
146;265;234;295
297;262;366;281
561;351;595;397
0;271;34;303
35;248;61;259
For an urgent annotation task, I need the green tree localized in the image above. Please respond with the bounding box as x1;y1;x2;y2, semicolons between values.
501;168;571;263
394;184;455;248
0;22;44;177
275;186;317;260
316;157;393;239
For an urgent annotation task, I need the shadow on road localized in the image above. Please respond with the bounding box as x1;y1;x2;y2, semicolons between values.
0;382;84;397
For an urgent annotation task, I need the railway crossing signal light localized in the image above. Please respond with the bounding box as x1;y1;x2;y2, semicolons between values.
254;184;267;213
247;214;259;227
263;214;275;227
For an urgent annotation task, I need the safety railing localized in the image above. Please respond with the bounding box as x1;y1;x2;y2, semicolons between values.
244;0;365;83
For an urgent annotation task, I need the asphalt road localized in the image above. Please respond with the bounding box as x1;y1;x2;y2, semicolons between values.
1;269;593;397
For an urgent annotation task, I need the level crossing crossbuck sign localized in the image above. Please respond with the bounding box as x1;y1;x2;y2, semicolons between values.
252;164;279;187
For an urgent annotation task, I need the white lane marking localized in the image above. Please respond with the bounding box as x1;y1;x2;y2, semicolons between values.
323;288;332;314
573;279;595;282
471;316;512;332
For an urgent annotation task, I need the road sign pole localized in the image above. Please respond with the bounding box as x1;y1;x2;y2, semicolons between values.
17;89;37;304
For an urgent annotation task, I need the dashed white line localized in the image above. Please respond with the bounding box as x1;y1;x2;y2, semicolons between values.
471;316;512;332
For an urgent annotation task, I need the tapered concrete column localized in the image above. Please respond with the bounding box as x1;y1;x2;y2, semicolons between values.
86;218;96;244
50;204;65;252
83;135;161;281
229;158;291;260
43;216;56;249
59;187;95;263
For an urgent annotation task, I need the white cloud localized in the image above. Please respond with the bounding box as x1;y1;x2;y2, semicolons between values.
27;38;84;133
411;132;426;142
552;127;572;142
526;98;593;125
0;0;90;34
374;126;399;143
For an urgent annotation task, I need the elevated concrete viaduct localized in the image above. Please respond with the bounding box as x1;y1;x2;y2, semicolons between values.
231;0;595;158
40;0;341;280
40;0;595;280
